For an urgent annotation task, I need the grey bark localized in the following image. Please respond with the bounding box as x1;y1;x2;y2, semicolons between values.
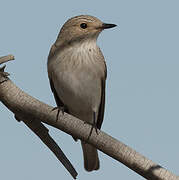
0;55;178;180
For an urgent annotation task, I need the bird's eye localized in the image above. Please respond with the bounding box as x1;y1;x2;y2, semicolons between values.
80;23;87;29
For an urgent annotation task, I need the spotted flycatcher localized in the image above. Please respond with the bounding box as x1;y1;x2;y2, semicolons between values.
47;15;116;171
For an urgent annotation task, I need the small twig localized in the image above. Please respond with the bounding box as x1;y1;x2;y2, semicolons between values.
0;54;14;65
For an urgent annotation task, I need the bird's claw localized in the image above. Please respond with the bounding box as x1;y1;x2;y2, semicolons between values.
51;106;65;122
86;123;99;142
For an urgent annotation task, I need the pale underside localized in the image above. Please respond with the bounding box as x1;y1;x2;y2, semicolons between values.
48;40;106;125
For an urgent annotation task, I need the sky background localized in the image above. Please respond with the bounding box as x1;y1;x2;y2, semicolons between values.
0;0;179;179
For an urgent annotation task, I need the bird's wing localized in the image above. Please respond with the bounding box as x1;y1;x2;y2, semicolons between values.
48;43;67;109
96;78;106;130
49;78;68;113
96;47;107;130
50;75;77;141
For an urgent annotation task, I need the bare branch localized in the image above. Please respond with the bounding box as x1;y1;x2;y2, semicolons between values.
0;57;178;180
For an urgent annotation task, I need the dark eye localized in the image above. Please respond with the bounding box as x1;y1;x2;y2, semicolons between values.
80;23;87;29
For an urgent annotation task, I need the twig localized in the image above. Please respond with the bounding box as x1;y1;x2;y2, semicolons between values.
0;54;14;65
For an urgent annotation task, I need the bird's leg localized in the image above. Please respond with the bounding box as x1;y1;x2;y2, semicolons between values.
51;106;65;122
93;111;99;135
86;111;99;141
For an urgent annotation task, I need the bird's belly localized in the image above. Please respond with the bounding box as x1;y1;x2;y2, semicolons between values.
54;70;101;123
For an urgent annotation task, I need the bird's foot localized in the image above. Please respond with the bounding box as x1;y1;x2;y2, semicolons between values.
51;106;65;122
86;122;99;142
86;111;99;141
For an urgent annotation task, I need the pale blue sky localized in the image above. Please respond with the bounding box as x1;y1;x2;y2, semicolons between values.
1;0;179;179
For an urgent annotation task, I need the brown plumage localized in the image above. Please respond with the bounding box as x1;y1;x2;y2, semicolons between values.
47;15;116;171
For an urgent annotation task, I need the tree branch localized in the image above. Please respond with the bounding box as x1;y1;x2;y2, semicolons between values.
0;55;178;180
15;115;78;179
0;55;77;179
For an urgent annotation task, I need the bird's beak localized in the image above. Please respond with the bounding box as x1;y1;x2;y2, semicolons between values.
101;23;117;29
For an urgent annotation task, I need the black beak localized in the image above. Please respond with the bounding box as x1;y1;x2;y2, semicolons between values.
102;23;117;29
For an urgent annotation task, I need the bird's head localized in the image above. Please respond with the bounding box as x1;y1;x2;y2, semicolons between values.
55;15;117;47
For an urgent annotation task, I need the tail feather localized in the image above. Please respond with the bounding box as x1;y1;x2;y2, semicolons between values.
81;141;99;171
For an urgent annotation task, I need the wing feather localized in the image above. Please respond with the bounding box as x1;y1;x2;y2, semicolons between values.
49;78;69;113
97;78;106;130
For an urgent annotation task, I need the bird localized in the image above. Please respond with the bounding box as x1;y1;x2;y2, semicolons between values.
47;15;116;172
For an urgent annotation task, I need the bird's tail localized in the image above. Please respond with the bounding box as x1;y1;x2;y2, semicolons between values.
81;141;99;171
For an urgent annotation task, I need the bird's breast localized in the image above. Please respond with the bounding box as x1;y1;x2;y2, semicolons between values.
49;41;106;122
